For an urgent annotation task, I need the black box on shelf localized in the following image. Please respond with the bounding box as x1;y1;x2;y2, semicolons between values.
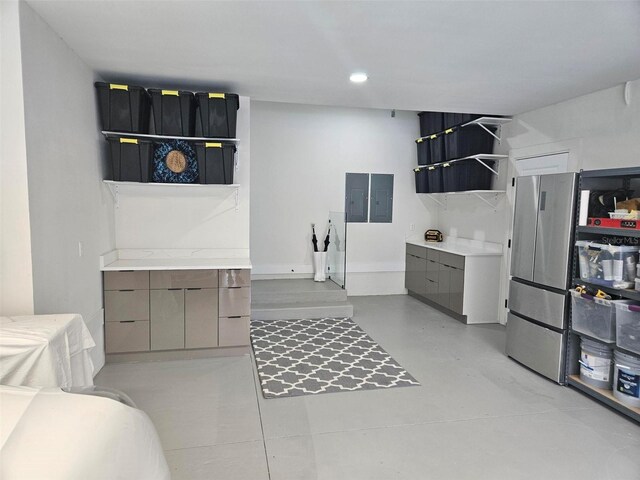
444;125;495;161
108;137;154;182
427;166;443;193
195;93;239;138
194;142;236;184
416;140;431;166
415;168;429;193
148;89;196;136
442;159;492;192
429;134;446;165
95;82;151;133
418;111;444;137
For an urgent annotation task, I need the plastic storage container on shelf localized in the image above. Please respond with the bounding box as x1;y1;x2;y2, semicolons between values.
579;337;614;389
418;111;444;137
195;92;239;138
443;112;484;130
148;89;196;136
444;125;495;161
615;303;640;355
107;137;153;182
613;350;640;408
194;142;236;184
570;289;633;343
416;139;431;166
426;165;443;193
575;241;639;289
442;159;493;192
95;82;150;133
414;168;429;194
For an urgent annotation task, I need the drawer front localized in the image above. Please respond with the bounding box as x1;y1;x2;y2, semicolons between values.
150;270;218;289
506;312;565;383
425;278;438;303
105;321;149;353
219;287;251;317
426;259;439;282
426;248;440;262
104;271;149;291
406;243;427;259
405;254;427;296
509;280;566;329
219;316;250;347
104;290;149;322
439;252;465;270
219;269;251;288
150;289;185;351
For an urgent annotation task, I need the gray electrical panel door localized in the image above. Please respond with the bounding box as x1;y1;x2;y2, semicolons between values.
345;173;369;223
369;174;393;223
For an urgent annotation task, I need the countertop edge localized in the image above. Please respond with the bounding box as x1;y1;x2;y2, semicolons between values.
406;240;503;257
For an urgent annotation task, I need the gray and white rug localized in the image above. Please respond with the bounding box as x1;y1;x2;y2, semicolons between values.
251;317;420;398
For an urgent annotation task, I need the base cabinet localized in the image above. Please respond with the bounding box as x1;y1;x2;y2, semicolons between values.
104;268;251;355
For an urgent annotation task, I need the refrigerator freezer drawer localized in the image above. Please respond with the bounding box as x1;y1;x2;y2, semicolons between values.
508;280;567;330
506;312;565;383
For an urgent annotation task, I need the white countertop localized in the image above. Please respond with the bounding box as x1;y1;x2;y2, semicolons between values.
100;249;252;271
406;235;502;257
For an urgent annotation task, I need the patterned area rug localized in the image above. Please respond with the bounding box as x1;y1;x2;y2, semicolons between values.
251;317;420;398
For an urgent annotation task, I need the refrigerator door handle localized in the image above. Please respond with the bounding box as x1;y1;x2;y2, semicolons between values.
539;191;546;211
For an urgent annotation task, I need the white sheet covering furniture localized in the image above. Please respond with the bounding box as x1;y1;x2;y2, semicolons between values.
0;314;95;387
0;385;170;480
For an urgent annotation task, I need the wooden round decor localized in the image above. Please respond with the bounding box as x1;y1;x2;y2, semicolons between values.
166;150;187;173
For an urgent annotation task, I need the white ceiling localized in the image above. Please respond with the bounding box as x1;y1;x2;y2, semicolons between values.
28;0;640;114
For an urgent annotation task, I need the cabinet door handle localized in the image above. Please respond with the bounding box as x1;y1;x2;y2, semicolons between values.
228;286;242;289
119;289;134;292
186;288;202;291
228;316;242;319
119;320;135;323
168;288;182;291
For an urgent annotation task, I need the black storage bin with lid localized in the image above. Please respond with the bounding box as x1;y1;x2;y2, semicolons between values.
415;168;429;193
194;142;236;184
148;89;196;136
443;112;485;129
427;165;443;193
416;139;431;166
444;125;495;161
95;82;150;133
442;159;493;192
418;111;444;137
107;137;154;182
195;93;240;138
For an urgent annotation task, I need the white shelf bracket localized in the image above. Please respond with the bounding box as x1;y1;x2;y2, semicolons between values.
475;158;499;175
477;122;502;143
107;183;120;209
234;149;239;172
472;192;500;210
427;195;446;208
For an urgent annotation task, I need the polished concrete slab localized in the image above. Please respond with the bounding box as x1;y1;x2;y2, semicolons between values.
95;295;640;480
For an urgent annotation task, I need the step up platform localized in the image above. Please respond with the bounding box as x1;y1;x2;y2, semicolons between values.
251;279;353;321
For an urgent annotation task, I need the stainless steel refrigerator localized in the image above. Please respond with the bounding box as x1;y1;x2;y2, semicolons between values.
506;172;578;383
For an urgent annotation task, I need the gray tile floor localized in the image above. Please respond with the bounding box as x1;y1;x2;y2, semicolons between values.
96;295;640;480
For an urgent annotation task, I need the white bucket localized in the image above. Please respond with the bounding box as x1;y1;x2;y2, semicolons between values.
613;350;640;408
313;251;327;282
579;337;613;390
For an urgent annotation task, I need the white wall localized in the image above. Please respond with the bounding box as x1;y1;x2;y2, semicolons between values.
114;96;250;253
19;2;115;370
437;78;640;323
250;101;435;295
0;0;35;316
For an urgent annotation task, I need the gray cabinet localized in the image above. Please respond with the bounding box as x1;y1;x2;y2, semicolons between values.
150;289;185;351
105;268;251;355
405;243;465;315
185;288;218;349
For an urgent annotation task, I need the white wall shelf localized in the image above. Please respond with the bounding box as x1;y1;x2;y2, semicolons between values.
420;190;506;210
414;154;507;176
416;116;512;144
102;131;239;143
103;180;240;210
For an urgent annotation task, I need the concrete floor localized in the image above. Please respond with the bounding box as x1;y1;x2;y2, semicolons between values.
96;295;640;479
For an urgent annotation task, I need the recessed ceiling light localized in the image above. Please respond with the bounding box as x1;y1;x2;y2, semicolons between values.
350;73;368;83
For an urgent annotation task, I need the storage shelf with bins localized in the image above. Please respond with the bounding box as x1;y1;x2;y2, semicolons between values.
567;167;640;422
413;154;508;176
102;131;240;144
415;116;512;144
